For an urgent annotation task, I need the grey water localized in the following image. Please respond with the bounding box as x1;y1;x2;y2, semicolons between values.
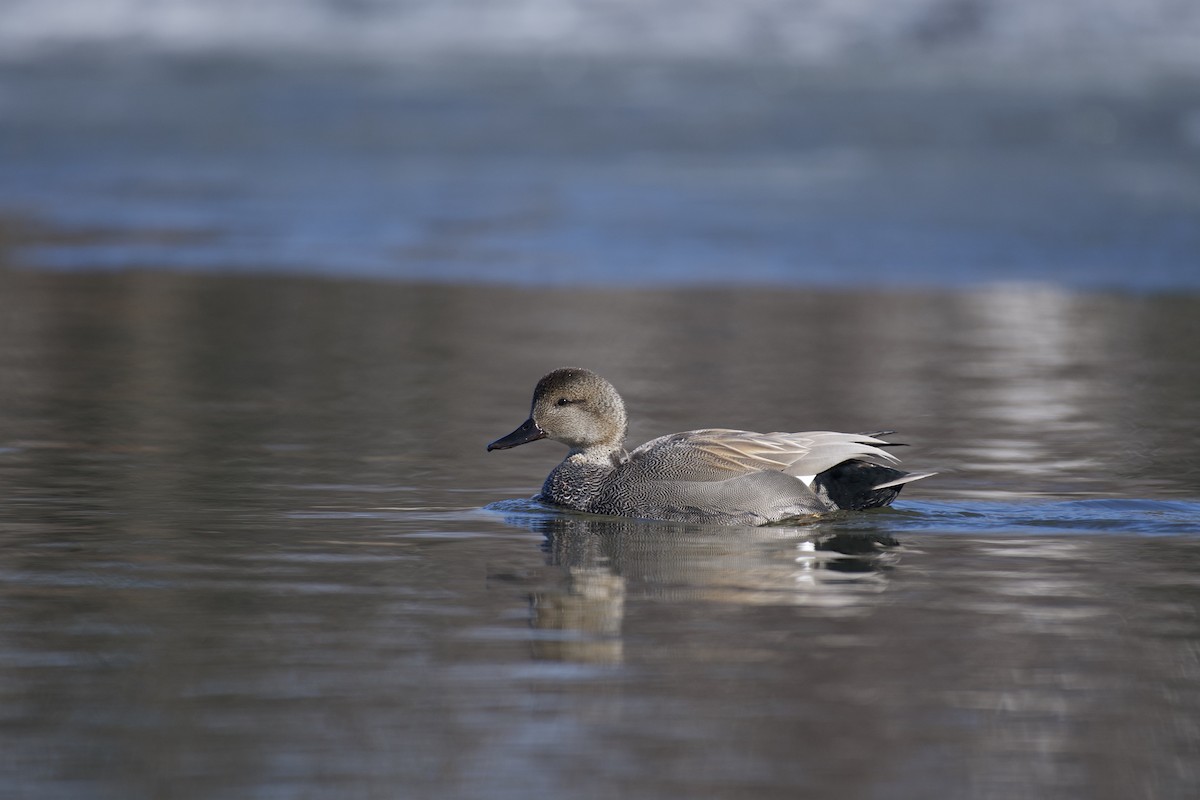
1;271;1198;799
2;6;1200;795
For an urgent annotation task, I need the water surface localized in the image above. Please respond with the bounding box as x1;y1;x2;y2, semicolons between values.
3;7;1199;795
0;270;1198;798
1;53;1197;289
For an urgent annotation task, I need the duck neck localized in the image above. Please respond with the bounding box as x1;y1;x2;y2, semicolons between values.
567;441;626;468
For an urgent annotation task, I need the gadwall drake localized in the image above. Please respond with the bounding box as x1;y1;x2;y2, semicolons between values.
489;368;933;525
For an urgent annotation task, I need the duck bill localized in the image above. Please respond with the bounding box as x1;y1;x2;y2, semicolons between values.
487;418;547;451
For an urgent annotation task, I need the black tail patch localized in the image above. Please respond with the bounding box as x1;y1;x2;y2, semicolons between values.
811;459;911;511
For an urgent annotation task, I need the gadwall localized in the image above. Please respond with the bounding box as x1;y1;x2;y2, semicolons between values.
488;368;933;525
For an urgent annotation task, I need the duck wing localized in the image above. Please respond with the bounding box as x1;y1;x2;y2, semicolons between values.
627;429;901;484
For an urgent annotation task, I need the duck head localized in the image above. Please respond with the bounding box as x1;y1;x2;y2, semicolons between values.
488;367;628;453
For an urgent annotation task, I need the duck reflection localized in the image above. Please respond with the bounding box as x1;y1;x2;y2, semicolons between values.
529;564;627;664
503;511;902;663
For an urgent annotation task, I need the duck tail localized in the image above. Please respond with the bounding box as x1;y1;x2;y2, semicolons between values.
811;460;936;511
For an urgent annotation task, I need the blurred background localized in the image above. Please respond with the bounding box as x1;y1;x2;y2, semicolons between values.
0;0;1197;287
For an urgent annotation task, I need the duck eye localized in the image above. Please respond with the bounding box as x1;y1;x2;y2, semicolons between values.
556;397;571;407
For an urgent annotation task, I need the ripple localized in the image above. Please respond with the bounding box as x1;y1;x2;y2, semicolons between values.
896;498;1200;537
480;497;1200;539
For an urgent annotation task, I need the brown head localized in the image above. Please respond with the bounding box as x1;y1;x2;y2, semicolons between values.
487;367;628;453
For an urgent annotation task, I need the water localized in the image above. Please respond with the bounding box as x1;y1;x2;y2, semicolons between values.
1;270;1198;798
2;5;1200;794
2;0;1198;67
1;54;1198;289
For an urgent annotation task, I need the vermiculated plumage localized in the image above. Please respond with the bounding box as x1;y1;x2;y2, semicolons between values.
488;368;933;525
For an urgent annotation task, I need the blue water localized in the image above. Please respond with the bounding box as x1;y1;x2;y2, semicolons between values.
1;52;1198;289
488;497;1200;537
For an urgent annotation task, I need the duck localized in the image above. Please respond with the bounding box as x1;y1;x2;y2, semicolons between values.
488;367;933;526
